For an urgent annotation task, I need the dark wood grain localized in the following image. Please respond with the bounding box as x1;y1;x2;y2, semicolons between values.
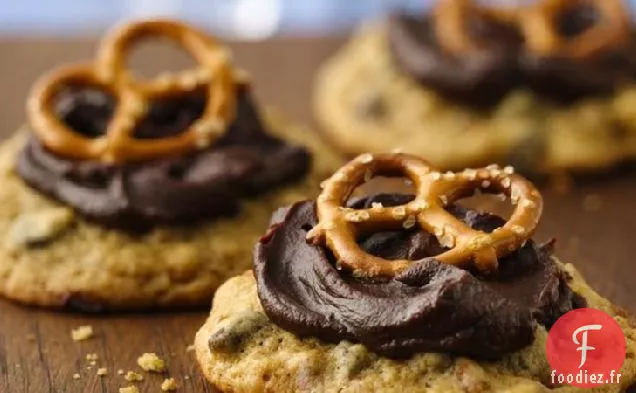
0;36;634;393
0;305;216;393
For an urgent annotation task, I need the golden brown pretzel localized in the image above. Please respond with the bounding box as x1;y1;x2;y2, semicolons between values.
522;0;630;59
434;0;630;59
306;153;543;278
27;19;238;163
434;0;521;55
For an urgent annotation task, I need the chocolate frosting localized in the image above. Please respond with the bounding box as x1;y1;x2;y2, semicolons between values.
388;13;636;108
255;194;583;359
17;86;311;229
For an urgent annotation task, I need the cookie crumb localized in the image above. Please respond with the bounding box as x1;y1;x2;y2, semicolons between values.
582;194;602;212
86;353;98;361
124;371;144;382
71;325;94;341
185;344;195;352
97;367;108;376
161;377;178;391
117;369;125;375
119;386;140;393
73;373;81;380
184;376;190;380
137;352;166;372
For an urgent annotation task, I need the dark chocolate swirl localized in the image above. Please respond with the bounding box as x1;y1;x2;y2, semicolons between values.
387;13;636;108
255;194;583;359
17;85;311;229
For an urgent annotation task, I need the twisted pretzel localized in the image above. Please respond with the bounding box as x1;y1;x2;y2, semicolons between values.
434;0;630;59
306;153;543;278
522;0;630;59
27;19;238;163
434;0;521;55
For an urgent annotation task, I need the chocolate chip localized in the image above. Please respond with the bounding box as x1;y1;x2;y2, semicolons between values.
208;311;269;352
355;92;387;120
62;292;107;313
626;382;636;393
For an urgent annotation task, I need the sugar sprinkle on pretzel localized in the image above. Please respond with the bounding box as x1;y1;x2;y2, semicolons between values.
306;153;543;278
27;19;240;163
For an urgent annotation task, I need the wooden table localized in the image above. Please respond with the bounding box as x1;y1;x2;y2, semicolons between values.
0;36;634;393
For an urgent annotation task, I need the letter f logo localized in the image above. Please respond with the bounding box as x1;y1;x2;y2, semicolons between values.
547;308;626;388
572;324;603;368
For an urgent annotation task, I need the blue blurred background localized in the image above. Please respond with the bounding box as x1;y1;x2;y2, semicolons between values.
7;0;635;39
0;0;420;38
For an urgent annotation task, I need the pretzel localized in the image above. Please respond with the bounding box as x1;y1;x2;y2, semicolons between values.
434;0;630;59
306;153;543;278
434;0;521;55
27;19;238;163
521;0;630;59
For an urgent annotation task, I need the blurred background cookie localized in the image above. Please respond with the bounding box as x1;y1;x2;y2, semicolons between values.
0;19;339;311
315;0;636;174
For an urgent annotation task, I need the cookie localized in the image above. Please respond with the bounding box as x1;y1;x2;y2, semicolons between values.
196;153;635;392
314;3;636;174
0;19;340;311
196;266;636;393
